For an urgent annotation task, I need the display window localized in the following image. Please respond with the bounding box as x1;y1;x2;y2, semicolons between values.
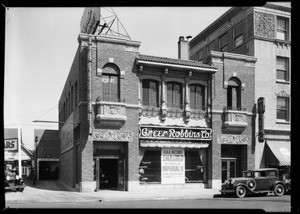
185;149;204;182
139;149;161;183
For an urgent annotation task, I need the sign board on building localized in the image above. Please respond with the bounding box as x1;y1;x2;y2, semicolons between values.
4;138;18;151
92;130;133;141
161;148;185;184
80;7;100;34
139;126;212;141
257;97;265;142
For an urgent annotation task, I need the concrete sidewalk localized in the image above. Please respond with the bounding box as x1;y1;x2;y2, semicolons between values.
5;180;220;204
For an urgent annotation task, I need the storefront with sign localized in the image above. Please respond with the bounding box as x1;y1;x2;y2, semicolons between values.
138;127;212;188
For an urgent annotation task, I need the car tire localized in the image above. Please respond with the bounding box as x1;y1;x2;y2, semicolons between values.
235;186;246;198
274;184;285;196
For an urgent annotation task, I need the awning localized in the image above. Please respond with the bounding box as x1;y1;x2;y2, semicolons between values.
140;140;209;148
265;141;290;166
5;151;32;161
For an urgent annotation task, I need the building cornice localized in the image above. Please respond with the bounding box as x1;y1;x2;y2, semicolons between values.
78;34;141;47
209;51;257;63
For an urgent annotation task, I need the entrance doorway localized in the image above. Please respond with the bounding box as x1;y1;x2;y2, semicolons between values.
99;158;118;190
221;158;236;183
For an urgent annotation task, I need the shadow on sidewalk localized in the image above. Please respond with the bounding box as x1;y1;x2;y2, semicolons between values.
25;180;77;192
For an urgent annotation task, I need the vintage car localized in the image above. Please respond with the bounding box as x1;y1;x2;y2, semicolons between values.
5;169;26;192
220;168;286;198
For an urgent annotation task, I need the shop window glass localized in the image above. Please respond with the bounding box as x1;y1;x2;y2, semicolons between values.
190;84;205;110
185;150;203;183
277;97;289;121
227;77;241;110
102;64;120;102
139;150;161;183
167;82;183;109
142;79;159;107
277;17;288;41
276;57;289;81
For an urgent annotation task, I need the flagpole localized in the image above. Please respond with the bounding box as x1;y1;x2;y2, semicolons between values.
18;125;22;178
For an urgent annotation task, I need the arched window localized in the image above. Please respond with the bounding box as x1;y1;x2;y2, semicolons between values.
227;77;241;110
142;79;159;107
102;63;120;102
167;81;183;109
190;84;205;110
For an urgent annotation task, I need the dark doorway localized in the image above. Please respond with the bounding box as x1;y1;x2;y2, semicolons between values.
99;159;118;190
39;161;59;180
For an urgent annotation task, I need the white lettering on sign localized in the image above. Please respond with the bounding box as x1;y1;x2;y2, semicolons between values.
139;126;212;141
4;138;18;151
92;130;133;141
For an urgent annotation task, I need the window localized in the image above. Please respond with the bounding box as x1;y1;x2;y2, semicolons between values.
71;86;73;112
276;57;289;81
75;82;78;106
102;64;120;102
142;79;159;107
233;22;244;48
167;82;183;109
227;77;241;110
219;33;228;52
185;150;203;183
139;150;161;183
277;97;289;121
277;17;288;41
190;84;205;110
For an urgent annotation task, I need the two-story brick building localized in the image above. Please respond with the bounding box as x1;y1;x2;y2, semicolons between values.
58;25;257;192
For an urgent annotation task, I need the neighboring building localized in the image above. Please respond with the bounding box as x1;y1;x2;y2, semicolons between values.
4;128;33;179
58;22;257;190
189;2;291;179
34;129;60;180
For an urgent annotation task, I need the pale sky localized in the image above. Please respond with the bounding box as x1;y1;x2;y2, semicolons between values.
4;7;231;150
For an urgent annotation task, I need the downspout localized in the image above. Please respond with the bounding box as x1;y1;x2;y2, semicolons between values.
88;36;93;135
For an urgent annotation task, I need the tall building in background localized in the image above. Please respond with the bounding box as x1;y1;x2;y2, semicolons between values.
189;2;291;179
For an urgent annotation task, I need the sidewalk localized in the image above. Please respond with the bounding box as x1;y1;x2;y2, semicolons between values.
5;180;220;204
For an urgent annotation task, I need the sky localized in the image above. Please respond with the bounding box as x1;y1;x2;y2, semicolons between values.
4;7;231;150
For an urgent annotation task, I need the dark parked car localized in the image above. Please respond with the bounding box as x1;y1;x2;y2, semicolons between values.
5;169;25;192
220;168;287;198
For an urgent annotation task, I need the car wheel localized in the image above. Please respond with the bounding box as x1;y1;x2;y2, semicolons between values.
274;184;285;196
235;186;246;198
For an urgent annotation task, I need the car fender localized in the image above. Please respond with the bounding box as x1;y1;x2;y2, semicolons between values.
272;181;287;190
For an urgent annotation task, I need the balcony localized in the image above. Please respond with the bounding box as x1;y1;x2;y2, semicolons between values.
223;107;248;132
95;99;127;127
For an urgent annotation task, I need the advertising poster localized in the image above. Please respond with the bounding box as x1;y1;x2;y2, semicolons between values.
161;148;185;184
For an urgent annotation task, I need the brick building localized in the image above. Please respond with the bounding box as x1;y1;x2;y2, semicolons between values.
58;25;257;191
34;129;60;180
189;2;291;179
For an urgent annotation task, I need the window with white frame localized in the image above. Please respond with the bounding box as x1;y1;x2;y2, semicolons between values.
276;57;289;82
276;16;289;41
277;97;289;121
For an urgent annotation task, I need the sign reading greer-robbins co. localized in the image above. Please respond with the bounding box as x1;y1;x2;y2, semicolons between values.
139;126;212;141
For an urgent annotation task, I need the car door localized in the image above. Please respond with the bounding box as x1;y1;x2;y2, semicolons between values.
254;171;269;191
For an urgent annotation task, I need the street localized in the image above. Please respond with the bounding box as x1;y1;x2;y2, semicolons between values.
5;195;291;212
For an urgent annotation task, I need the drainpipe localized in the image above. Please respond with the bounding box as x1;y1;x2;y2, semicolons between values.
88;36;92;135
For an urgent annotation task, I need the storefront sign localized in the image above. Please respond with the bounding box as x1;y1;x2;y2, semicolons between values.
139;126;212;141
80;7;100;34
161;148;185;184
4;138;18;151
218;134;250;145
257;97;265;142
92;130;133;141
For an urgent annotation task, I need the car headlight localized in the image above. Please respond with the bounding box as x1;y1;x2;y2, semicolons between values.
16;175;20;179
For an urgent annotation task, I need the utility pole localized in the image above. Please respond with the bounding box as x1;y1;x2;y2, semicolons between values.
18;125;22;178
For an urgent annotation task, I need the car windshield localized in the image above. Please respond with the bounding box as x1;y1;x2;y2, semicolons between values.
243;171;253;178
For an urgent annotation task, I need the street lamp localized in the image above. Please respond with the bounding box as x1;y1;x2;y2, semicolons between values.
34;136;38;185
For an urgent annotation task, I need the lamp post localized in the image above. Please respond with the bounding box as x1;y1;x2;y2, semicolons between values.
34;136;38;185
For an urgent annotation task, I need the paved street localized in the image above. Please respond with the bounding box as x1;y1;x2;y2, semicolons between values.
4;180;292;212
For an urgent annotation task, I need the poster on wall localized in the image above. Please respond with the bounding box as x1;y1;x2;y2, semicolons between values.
161;148;185;184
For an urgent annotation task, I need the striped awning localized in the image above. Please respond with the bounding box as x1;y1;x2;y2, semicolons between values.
265;141;290;166
140;140;209;148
